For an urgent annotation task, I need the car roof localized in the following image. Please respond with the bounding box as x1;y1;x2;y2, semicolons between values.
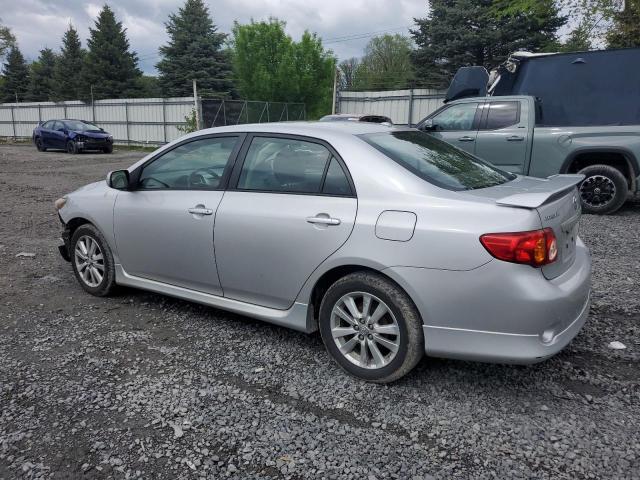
192;121;405;140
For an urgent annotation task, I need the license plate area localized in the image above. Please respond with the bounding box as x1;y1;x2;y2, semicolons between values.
560;214;580;264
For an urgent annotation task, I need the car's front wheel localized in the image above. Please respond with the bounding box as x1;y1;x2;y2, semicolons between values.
103;145;113;154
578;164;628;215
319;272;424;383
70;224;116;296
66;140;79;154
35;137;46;152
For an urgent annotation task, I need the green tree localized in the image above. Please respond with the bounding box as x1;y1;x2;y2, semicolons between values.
0;18;15;61
81;5;142;100
353;34;414;90
137;75;161;97
53;25;85;101
1;45;29;102
607;0;640;48
338;57;360;90
494;0;622;51
411;0;566;88
27;48;57;101
157;0;233;98
231;19;335;118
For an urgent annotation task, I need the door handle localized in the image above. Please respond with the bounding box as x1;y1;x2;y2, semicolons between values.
306;215;341;226
506;135;524;141
457;136;475;142
188;207;213;215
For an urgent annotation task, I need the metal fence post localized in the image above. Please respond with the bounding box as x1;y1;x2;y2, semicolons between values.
408;87;414;127
162;98;167;143
124;102;130;146
10;106;16;140
266;103;270;122
63;103;67;119
37;105;41;124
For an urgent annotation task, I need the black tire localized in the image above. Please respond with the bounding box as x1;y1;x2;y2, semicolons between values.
70;224;117;297
578;164;628;215
103;145;113;154
35;137;46;152
319;271;424;383
66;140;78;155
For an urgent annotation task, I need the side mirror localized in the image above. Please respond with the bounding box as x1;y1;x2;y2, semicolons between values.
421;118;436;131
107;170;130;190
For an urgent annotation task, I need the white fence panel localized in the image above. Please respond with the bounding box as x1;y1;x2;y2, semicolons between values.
0;97;195;145
338;88;447;126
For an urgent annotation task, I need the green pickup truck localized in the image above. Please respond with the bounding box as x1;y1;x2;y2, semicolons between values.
418;49;640;214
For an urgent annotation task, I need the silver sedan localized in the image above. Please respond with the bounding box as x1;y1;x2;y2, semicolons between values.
55;122;591;382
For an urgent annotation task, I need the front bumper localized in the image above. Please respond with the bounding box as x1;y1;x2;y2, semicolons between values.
384;238;591;364
58;216;71;262
76;139;111;150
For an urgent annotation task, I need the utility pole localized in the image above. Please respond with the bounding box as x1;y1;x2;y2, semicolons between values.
331;67;338;114
192;79;201;130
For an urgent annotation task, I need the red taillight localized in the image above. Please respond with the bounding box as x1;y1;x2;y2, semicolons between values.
480;228;557;267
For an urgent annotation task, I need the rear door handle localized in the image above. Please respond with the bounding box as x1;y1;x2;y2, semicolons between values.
306;215;341;226
506;135;524;141
188;207;213;215
457;136;475;142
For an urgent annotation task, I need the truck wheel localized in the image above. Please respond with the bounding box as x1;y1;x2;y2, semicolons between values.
578;165;628;215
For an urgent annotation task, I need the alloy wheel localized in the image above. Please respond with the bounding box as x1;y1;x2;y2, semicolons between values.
330;292;400;369
579;174;616;208
74;235;105;288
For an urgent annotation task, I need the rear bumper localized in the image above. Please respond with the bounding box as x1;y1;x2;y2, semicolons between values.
384;238;591;364
422;290;589;364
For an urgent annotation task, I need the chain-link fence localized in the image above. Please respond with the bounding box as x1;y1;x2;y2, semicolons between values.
201;99;306;128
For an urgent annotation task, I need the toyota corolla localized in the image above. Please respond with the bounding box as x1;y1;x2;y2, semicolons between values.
55;122;591;382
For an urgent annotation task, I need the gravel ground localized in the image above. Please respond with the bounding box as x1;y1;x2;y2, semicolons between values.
0;144;639;480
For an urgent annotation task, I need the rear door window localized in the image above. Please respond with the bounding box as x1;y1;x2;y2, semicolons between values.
237;137;332;194
322;157;352;196
361;130;515;191
483;102;520;130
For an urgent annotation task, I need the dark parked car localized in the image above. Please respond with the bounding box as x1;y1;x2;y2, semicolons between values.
319;113;393;124
33;119;114;154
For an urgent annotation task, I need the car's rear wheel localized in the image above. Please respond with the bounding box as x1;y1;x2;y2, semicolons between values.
35;137;46;152
66;140;78;154
319;272;424;383
578;164;628;215
70;224;116;296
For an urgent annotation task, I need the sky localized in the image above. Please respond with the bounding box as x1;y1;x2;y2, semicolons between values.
0;0;427;74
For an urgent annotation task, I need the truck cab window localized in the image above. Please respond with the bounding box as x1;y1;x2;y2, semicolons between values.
484;102;520;130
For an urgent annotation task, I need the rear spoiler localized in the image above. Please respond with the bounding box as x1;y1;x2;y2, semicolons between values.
496;174;584;209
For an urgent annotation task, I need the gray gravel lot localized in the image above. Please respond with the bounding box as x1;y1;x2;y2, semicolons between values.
0;143;639;480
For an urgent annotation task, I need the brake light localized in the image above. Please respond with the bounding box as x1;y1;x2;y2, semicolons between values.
480;228;557;267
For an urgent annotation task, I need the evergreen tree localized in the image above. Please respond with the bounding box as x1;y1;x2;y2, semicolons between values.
607;0;640;48
81;5;142;100
27;48;57;101
0;45;29;103
53;25;85;101
157;0;233;98
411;0;566;88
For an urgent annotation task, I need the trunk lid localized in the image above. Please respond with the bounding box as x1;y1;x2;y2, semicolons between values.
470;174;584;279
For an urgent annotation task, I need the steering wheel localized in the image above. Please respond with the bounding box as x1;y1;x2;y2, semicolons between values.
188;168;220;188
140;177;170;188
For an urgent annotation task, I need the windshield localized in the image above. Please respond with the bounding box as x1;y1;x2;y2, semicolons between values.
361;130;515;191
63;120;101;132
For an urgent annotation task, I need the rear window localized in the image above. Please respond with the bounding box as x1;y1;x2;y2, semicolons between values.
361;131;515;191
